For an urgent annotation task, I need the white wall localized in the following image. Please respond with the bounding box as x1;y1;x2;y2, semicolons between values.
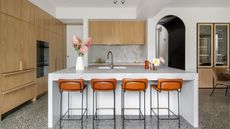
66;25;83;68
56;8;136;19
147;7;230;72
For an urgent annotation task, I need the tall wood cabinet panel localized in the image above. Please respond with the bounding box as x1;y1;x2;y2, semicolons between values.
0;0;22;19
21;22;36;69
0;13;22;73
89;21;146;44
22;0;35;24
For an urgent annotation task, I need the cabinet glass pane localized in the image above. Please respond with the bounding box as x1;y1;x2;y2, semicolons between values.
199;25;212;66
215;25;228;66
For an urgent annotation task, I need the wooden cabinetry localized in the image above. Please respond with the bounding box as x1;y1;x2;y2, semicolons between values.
197;23;230;88
89;21;146;44
0;0;66;118
0;0;22;19
22;0;35;24
0;13;22;73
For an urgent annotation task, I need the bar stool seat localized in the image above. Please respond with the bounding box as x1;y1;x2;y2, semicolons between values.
91;78;117;129
121;78;148;129
150;78;183;129
58;79;88;129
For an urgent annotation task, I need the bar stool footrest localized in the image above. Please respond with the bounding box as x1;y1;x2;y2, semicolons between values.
150;107;180;120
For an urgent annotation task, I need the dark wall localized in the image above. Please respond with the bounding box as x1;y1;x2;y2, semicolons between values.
161;17;185;70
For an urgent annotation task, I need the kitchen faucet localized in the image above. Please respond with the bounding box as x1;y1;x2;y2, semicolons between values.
107;51;114;69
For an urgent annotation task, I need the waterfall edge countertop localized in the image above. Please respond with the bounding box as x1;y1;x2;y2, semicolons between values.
49;66;196;81
48;66;198;128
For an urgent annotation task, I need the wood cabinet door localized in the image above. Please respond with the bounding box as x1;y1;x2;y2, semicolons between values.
49;33;57;72
0;13;22;73
22;0;35;24
0;0;22;19
198;69;214;88
21;22;36;69
89;21;145;44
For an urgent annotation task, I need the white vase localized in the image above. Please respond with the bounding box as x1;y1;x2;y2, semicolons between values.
76;56;84;71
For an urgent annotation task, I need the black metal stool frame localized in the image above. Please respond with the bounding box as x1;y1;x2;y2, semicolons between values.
150;82;182;129
121;81;147;129
59;84;88;129
92;81;116;129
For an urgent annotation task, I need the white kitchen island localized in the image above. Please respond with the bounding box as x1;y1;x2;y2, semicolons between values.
48;66;198;128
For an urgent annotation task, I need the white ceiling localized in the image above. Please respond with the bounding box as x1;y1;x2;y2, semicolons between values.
49;0;141;8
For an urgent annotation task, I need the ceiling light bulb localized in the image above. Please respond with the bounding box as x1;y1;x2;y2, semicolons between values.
121;0;125;4
113;0;118;4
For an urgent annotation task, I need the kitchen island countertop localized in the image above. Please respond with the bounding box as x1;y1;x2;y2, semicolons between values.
48;66;198;128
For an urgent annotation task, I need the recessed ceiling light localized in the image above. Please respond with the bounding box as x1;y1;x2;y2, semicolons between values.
113;0;118;4
121;0;125;4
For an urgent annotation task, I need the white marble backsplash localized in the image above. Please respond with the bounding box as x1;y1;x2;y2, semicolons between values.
88;45;147;64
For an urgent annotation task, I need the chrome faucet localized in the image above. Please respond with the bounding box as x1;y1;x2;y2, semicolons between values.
107;51;114;69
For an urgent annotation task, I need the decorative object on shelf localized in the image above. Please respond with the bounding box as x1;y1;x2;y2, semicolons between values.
145;60;150;69
113;0;125;4
72;35;92;71
152;57;165;70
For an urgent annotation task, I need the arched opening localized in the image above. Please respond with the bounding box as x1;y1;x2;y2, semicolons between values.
156;15;186;70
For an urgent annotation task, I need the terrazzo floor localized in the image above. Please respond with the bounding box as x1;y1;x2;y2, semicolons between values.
0;89;229;129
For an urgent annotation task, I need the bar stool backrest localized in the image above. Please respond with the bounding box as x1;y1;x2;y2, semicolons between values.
91;78;117;91
157;79;182;91
122;78;148;91
58;79;84;92
212;68;229;83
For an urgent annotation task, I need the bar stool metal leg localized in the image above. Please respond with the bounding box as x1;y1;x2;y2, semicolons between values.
157;91;159;129
60;92;63;129
95;92;98;118
81;90;84;129
168;91;170;118
86;86;88;118
150;87;152;117
92;90;95;129
178;90;180;128
122;90;125;129
139;91;141;119
68;92;70;118
144;90;146;129
114;89;116;129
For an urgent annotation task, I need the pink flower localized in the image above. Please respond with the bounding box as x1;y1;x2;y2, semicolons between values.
80;45;88;53
159;57;165;64
72;35;81;46
83;37;92;48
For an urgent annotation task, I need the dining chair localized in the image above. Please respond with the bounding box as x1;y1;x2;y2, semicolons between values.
210;68;230;96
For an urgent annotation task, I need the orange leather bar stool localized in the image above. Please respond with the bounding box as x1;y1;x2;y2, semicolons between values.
121;78;148;129
58;79;88;129
150;79;183;129
91;78;117;129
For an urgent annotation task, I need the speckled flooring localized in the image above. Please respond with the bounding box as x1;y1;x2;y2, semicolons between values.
0;89;229;129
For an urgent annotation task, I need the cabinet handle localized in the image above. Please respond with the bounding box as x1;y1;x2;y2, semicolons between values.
2;68;35;77
2;81;36;95
19;60;23;71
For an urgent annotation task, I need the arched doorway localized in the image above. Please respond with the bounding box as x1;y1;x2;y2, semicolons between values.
156;15;186;70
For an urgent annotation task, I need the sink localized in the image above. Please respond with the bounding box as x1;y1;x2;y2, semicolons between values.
98;66;127;69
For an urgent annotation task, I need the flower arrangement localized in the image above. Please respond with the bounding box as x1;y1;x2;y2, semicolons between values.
152;57;165;69
72;35;92;56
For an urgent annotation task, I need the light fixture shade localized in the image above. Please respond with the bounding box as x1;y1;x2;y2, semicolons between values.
113;0;118;4
121;0;125;4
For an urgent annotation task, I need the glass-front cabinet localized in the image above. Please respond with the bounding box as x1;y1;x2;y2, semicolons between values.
198;23;229;68
214;24;229;67
198;24;213;67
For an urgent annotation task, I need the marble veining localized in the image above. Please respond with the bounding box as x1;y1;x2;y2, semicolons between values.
88;45;147;64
